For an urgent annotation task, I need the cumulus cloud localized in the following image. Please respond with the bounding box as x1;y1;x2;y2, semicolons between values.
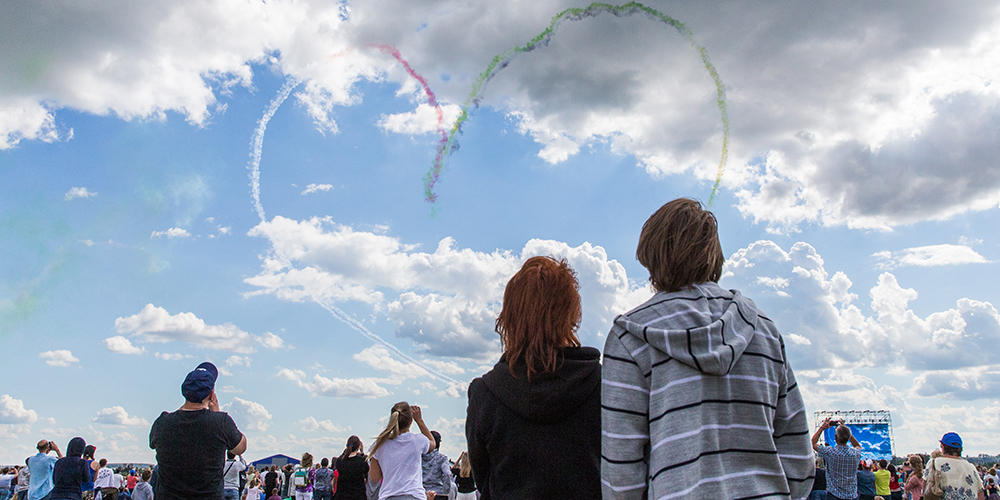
154;352;188;360
39;350;79;367
93;406;149;427
103;336;144;355
297;416;347;433
873;244;991;269
64;187;96;200
0;395;38;424
225;355;251;367
247;217;649;359
377;103;462;135
722;240;1000;373
276;367;389;398
150;228;191;239
300;184;333;195
222;397;272;432
114;304;287;353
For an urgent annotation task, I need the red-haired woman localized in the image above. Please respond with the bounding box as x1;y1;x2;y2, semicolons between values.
465;256;601;499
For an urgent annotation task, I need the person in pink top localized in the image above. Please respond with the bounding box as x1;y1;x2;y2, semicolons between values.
904;455;925;500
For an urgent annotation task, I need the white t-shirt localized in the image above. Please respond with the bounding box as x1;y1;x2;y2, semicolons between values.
113;473;124;488
372;432;432;500
224;459;247;489
94;468;114;488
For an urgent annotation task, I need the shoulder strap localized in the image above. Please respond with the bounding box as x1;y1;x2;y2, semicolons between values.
225;460;236;476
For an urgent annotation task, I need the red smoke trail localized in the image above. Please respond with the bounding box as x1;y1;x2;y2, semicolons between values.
371;44;449;203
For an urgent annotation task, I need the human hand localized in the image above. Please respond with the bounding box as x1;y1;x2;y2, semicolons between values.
412;405;424;423
208;392;220;412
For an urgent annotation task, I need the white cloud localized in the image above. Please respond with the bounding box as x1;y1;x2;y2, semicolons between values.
225;355;251;367
115;304;286;353
219;385;243;394
297;416;347;433
103;336;144;355
64;187;96;200
276;367;389;398
247;216;649;359
377;103;462;135
0;395;38;424
873;244;991;269
93;406;149;427
222;397;272;432
79;239;96;246
353;345;430;383
39;349;79;367
217;226;232;235
256;332;288;350
154;352;188;360
300;183;333;195
150;228;191;239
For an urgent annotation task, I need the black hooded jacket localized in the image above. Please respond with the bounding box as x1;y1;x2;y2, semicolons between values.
52;437;92;500
465;346;601;499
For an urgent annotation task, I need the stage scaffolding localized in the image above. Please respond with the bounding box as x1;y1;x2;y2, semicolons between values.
814;410;895;456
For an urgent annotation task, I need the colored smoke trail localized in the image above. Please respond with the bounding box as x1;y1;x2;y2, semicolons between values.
372;44;450;204
249;76;301;223
247;73;462;388
429;1;730;206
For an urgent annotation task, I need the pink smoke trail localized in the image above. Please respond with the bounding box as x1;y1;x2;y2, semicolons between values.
371;44;449;203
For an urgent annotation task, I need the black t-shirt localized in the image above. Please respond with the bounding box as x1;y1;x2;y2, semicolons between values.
456;474;476;494
149;409;243;500
332;455;369;500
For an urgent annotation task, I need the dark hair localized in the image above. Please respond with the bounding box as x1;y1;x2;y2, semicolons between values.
320;457;329;468
888;463;897;475
636;198;724;293
83;445;96;459
99;458;108;467
300;453;313;469
227;451;236;460
942;443;962;456
430;430;441;450
141;469;151;481
879;459;888;469
339;435;363;463
495;256;581;380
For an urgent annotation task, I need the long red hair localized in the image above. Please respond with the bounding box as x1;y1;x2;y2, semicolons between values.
495;256;581;379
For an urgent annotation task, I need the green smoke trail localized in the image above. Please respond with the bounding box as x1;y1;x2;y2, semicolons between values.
429;1;729;205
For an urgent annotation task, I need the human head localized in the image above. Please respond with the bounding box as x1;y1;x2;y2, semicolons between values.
181;361;218;403
99;458;108;467
227;451;236;460
636;198;724;293
66;437;86;458
941;432;963;456
320;457;329;467
495;256;581;379
300;453;313;469
369;402;413;458
908;455;924;477
83;445;96;460
141;469;151;481
458;451;472;477
835;424;852;445
430;430;442;451
878;459;887;469
36;440;51;452
340;435;363;462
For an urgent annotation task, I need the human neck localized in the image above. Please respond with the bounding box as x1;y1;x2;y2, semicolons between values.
180;400;209;411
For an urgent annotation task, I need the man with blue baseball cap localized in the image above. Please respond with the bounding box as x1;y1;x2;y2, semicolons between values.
149;362;248;500
926;431;984;500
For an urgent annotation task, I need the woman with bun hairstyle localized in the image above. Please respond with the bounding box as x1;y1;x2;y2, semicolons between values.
465;256;601;499
368;402;435;500
333;436;368;500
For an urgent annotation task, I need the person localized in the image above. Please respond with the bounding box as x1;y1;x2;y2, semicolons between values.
125;471;137;495
281;465;294;498
15;462;30;500
926;432;983;500
312;458;334;500
243;479;262;500
420;431;451;499
129;471;152;500
50;438;91;500
333;436;367;500
263;466;279;500
858;462;877;500
224;452;247;500
888;463;903;500
602;199;814;500
904;455;924;500
452;452;476;500
467;256;600;499
812;419;862;500
81;447;97;500
875;460;892;498
0;469;14;500
810;457;827;500
28;439;63;500
149;361;248;499
988;470;1000;493
291;453;315;500
985;478;999;500
93;460;116;500
368;402;435;500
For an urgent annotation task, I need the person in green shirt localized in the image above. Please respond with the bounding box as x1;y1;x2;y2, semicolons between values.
873;459;891;497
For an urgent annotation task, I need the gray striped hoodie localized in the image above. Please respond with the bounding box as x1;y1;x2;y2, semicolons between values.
602;282;814;500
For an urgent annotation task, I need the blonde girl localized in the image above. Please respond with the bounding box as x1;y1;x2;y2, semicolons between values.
368;402;435;500
453;452;476;500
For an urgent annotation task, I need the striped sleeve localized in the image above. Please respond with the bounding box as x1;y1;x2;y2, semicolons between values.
602;325;650;500
772;336;815;500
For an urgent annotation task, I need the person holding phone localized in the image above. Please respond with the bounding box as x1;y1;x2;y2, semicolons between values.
812;418;862;500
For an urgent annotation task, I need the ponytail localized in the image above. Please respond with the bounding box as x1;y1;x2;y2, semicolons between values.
368;402;412;461
338;435;362;463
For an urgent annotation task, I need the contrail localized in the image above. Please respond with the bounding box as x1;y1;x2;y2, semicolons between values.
247;71;464;388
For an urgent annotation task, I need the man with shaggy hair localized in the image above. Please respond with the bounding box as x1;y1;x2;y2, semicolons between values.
602;198;814;500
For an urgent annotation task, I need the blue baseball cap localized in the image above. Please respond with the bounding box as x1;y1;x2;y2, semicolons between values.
181;362;218;402
941;432;963;448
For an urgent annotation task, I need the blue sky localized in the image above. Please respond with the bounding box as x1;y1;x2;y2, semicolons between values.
1;0;1000;463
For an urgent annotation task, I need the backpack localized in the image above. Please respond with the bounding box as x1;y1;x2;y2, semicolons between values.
293;468;309;488
238;457;248;494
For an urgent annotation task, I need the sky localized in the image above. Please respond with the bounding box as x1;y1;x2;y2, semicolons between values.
1;0;999;464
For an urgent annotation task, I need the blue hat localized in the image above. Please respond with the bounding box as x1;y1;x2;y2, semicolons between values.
181;362;218;402
941;432;963;448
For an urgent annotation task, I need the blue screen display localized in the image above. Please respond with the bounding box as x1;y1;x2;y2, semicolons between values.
823;423;892;460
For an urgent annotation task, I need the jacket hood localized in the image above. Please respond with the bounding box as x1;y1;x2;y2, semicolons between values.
67;436;86;458
617;282;758;376
481;346;601;424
